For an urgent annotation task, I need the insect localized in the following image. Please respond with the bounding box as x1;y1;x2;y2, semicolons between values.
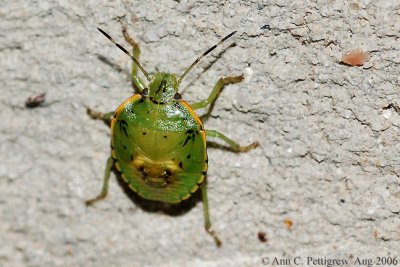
257;231;268;243
86;26;259;246
25;92;46;108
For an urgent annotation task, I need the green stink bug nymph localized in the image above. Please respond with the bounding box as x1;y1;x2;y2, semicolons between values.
86;26;259;246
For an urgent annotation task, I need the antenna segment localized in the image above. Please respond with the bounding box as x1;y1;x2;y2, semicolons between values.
177;31;237;86
97;27;151;82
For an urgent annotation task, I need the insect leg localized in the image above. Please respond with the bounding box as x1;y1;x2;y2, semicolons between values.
122;26;147;92
191;75;244;110
201;182;222;247
86;108;114;127
86;156;113;206
206;129;259;152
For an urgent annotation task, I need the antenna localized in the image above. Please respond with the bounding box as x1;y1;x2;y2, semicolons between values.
177;31;237;86
97;27;151;82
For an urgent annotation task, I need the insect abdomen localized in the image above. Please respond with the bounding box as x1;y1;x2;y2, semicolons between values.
111;95;207;203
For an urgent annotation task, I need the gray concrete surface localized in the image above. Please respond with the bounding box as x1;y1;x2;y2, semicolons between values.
1;0;399;266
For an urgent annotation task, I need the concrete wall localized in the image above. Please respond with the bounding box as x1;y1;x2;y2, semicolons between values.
1;1;399;266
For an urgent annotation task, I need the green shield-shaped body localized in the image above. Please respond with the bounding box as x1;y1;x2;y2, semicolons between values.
111;94;207;203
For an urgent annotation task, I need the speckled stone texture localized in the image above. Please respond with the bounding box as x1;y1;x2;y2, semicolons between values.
0;1;399;266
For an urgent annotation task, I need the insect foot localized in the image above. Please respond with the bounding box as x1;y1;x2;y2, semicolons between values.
85;195;105;206
207;227;222;247
86;107;102;120
86;107;114;125
222;75;244;84
238;141;260;152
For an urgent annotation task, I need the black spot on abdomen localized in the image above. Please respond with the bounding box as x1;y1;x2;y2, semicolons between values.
118;120;129;138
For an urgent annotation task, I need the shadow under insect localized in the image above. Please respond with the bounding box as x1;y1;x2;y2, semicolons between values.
114;166;202;216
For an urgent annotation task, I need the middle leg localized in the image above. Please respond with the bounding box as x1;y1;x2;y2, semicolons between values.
206;129;259;152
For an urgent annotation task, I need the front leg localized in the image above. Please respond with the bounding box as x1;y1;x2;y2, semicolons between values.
86;156;113;206
122;26;147;92
86;107;114;127
191;75;244;110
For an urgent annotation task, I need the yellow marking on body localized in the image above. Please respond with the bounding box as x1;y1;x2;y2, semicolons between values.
110;118;117;135
132;155;180;177
181;192;192;200
128;183;138;192
180;100;203;127
190;184;199;193
115;161;122;171
170;198;182;204
110;94;141;147
132;155;182;188
197;174;205;185
111;149;116;159
115;94;142;115
203;160;208;173
180;100;208;174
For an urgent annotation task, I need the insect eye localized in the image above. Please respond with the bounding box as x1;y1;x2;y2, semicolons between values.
142;88;149;96
173;93;182;100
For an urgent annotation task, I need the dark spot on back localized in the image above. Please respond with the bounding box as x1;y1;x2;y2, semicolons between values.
156;79;166;95
142;88;149;96
179;162;183;169
186;154;191;159
174;92;182;100
119;120;129;138
182;135;191;147
150;97;165;105
142;132;146;135
163;135;167;139
130;155;133;161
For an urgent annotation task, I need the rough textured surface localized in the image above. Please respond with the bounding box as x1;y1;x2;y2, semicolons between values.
1;1;399;266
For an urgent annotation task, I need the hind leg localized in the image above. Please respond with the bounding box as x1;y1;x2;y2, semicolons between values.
86;156;113;206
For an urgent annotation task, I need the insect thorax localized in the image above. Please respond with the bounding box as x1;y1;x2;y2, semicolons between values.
148;73;178;104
